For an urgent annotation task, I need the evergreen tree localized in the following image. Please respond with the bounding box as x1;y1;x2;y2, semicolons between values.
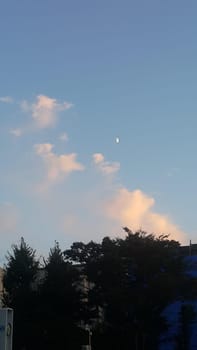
3;237;39;350
38;241;84;350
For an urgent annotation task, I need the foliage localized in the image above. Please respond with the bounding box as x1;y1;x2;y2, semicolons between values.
3;237;39;350
2;230;188;349
64;228;184;349
3;237;38;301
36;241;84;350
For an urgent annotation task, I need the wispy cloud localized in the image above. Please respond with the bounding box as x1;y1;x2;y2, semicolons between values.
0;96;13;103
105;187;186;243
21;95;73;129
34;143;84;190
10;128;23;137
59;132;68;142
167;167;180;177
93;153;120;175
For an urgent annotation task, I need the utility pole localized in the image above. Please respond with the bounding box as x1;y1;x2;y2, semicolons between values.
189;240;192;256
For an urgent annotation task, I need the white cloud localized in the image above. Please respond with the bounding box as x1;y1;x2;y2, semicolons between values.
105;187;186;243
59;132;68;142
93;153;120;175
34;143;84;189
35;143;53;155
10;128;23;137
21;95;73;129
0;96;13;103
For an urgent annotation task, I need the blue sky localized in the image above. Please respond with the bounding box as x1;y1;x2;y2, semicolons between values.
0;0;197;259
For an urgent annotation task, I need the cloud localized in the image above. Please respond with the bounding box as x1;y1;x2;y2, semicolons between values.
93;153;120;175
0;96;13;103
21;95;73;129
105;187;186;243
34;143;84;189
7;95;72;138
20;100;30;113
10;128;23;137
0;203;19;233
59;132;68;142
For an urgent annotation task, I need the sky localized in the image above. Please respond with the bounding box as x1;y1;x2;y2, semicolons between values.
0;0;197;260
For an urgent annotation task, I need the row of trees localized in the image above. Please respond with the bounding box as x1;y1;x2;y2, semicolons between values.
2;229;188;349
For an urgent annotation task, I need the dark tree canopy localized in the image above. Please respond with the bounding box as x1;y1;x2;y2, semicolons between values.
64;229;184;350
3;238;39;350
3;237;39;305
2;230;188;350
37;241;84;350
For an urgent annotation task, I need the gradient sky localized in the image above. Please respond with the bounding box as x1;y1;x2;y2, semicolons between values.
0;0;197;260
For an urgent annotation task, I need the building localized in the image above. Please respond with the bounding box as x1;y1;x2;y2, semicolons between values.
179;243;197;256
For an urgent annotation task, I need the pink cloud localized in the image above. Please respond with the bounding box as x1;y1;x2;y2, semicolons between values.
34;143;84;189
21;95;73;130
106;187;186;243
93;153;120;175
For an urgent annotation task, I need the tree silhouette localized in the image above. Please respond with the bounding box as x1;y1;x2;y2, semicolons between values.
38;241;84;349
65;229;184;350
3;237;39;350
2;231;186;350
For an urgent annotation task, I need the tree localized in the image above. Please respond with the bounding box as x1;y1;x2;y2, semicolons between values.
64;229;184;350
3;237;39;350
38;241;84;350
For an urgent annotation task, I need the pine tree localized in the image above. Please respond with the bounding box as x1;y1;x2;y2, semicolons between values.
3;237;39;350
38;241;84;349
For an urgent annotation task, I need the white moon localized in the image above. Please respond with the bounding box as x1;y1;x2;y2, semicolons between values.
116;137;120;143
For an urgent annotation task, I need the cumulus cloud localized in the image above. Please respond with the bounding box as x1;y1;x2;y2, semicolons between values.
93;153;120;175
34;143;84;189
10;128;23;137
0;96;13;103
21;95;73;129
106;187;186;243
